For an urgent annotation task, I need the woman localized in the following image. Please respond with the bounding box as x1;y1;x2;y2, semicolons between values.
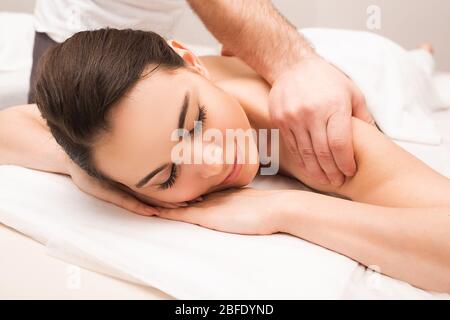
0;29;449;293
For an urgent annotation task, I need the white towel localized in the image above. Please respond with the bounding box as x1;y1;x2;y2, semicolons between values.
302;28;443;145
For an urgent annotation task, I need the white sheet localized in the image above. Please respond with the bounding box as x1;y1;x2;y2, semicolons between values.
1;138;449;300
0;13;34;109
1;14;449;299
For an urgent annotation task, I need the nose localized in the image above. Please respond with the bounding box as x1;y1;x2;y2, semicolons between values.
199;142;225;179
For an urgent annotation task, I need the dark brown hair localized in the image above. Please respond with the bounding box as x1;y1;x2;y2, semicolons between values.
35;28;185;186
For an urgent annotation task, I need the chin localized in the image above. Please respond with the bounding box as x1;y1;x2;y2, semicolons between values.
238;162;260;187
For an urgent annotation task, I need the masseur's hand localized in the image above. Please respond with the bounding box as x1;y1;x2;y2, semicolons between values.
65;157;160;217
157;188;285;235
269;55;375;186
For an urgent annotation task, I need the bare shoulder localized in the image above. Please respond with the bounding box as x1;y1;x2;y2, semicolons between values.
339;118;401;197
339;117;447;203
15;104;47;127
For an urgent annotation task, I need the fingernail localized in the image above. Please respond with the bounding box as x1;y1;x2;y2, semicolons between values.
345;170;356;177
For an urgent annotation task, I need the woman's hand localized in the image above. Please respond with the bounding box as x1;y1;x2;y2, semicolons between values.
65;156;160;216
157;188;287;235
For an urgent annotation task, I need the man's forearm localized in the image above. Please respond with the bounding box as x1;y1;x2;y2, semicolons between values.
0;105;69;175
187;0;316;84
277;190;450;293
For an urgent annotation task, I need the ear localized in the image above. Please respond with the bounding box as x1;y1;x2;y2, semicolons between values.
167;39;211;79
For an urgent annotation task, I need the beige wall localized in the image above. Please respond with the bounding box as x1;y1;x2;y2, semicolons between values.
174;0;450;71
1;0;449;70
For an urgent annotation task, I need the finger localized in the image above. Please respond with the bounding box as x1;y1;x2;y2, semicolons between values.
327;112;357;177
280;126;305;168
269;103;305;167
187;196;204;205
309;121;345;186
158;207;205;225
101;188;160;217
171;202;189;208
157;202;188;209
352;88;375;126
294;127;330;185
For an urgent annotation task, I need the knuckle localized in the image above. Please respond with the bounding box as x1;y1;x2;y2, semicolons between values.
327;96;348;110
316;150;333;162
329;138;347;151
300;147;316;158
290;146;301;156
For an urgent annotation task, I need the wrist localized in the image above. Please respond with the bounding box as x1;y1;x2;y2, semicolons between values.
270;52;321;85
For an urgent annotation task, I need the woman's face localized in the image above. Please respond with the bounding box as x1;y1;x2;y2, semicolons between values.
93;52;260;206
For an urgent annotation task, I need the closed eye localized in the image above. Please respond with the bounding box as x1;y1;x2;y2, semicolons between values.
189;105;207;136
158;164;178;190
159;105;207;190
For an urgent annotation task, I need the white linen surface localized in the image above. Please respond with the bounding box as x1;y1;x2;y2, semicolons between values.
0;13;34;109
0;166;359;299
0;13;449;299
1;137;450;300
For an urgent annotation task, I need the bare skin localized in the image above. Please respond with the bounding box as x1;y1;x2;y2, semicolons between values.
199;53;450;207
0;43;449;293
187;0;375;185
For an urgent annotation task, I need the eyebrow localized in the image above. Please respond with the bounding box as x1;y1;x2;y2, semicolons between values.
134;91;190;188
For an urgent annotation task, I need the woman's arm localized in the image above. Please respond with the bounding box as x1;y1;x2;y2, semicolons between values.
157;188;450;293
341;118;450;207
278;190;450;294
0;104;69;174
281;117;450;208
0;104;159;216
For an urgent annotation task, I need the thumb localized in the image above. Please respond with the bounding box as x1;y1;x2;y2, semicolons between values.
351;88;376;126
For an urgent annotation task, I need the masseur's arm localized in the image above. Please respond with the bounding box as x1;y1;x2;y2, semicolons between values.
187;0;375;186
0;104;159;216
157;188;450;293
